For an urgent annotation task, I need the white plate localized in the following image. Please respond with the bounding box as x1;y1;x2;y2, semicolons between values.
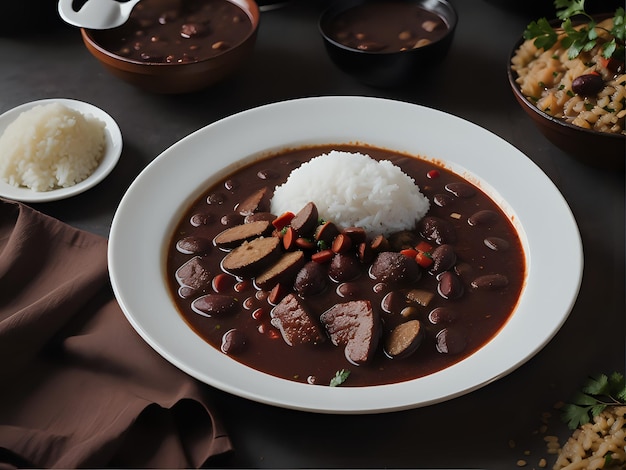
0;98;122;203
109;96;583;414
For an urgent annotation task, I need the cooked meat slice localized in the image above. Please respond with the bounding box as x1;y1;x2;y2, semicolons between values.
175;256;212;290
290;201;319;236
320;300;380;365
221;236;281;277
214;220;273;249
255;250;306;290
270;293;325;346
236;187;269;216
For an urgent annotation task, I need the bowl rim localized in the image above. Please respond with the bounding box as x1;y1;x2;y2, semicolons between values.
507;24;625;142
318;0;458;56
81;0;260;67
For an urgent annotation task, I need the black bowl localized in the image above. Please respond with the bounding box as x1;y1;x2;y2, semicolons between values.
319;0;457;88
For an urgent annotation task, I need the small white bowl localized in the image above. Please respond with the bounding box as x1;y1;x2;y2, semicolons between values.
0;98;123;203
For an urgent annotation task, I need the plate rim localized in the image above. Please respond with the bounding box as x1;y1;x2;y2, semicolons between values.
108;96;583;414
0;98;123;203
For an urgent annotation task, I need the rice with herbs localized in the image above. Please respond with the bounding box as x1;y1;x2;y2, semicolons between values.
511;17;625;135
552;406;626;470
270;150;430;237
0;102;106;191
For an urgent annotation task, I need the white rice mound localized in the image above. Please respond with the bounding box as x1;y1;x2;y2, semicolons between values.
0;102;106;191
271;150;430;237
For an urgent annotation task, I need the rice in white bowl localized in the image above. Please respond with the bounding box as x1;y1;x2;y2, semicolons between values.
0;102;106;191
271;150;430;236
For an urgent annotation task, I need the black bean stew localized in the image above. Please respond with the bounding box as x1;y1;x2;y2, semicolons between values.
88;0;252;64
326;1;449;52
166;145;526;387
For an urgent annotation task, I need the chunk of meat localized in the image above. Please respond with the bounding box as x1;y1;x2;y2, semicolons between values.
236;187;269;216
270;294;325;346
320;300;380;365
175;256;212;291
370;252;421;285
221;236;281;277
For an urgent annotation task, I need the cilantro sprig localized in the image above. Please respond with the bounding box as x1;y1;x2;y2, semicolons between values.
561;372;626;430
523;0;625;60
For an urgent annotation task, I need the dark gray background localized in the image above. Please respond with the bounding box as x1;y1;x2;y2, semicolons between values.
1;1;624;468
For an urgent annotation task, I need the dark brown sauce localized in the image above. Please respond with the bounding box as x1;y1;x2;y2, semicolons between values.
166;145;526;387
327;2;449;52
89;0;252;63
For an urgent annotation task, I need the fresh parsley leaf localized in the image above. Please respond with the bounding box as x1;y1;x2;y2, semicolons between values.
329;369;350;387
561;372;626;430
555;0;586;21
524;18;558;50
523;0;625;60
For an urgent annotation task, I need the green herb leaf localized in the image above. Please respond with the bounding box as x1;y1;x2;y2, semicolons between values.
555;0;586;20
329;369;350;387
561;372;626;429
523;0;625;60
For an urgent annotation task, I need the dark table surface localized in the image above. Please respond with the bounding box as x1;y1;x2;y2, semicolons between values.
1;1;624;468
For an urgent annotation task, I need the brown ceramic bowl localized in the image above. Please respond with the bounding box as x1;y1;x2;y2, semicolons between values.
81;0;260;94
507;35;625;171
319;0;457;88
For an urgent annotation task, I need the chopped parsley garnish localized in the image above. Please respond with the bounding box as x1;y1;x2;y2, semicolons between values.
329;369;350;387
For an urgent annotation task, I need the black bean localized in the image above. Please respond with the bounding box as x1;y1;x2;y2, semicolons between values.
294;261;327;297
430;244;456;274
190;212;213;227
381;290;405;314
433;193;454;207
428;306;458;324
206;192;225;205
484;237;510;251
328;253;361;283
471;273;509;290
572;74;604;97
257;169;279;180
221;328;246;355
435;327;467;354
176;236;212;254
468;209;498;226
191;293;237;317
437;271;463;299
445;182;476;198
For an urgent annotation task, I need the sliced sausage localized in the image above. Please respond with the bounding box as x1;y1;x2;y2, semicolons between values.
255;250;306;290
221;236;281;277
290;202;319;236
214;220;273;249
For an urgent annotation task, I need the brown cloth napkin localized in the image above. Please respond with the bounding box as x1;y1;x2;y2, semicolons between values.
0;199;233;468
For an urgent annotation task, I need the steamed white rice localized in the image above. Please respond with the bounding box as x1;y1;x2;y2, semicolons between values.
270;150;430;236
0;102;106;191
